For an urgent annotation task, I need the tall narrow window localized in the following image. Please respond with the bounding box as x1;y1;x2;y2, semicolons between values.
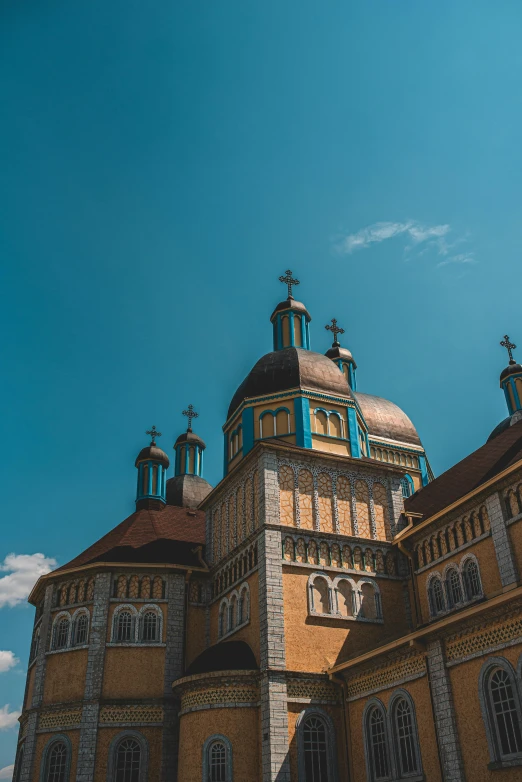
368;707;389;780
141;611;159;642
74;614;88;646
400;477;412;498
489;669;522;758
45;742;68;782
393;698;420;776
115;739;141;782
428;578;445;616
303;715;329;781
463;560;482;600
54;618;70;650
116;611;133;642
30;628;40;662
209;741;226;782
446;568;463;607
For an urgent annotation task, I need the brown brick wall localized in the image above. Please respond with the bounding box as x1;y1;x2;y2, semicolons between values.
42;650;88;705
102;647;165;699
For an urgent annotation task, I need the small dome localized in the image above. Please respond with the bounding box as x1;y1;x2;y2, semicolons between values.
325;345;356;366
270;298;311;322
166;474;213;508
500;362;522;382
488;410;522;442
228;347;353;419
174;431;206;449
135;445;170;468
355;392;422;447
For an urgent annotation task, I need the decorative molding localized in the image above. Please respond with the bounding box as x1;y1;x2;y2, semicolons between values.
345;654;426;701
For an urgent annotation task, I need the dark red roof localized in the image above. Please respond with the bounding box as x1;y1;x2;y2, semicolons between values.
56;505;206;572
405;419;522;520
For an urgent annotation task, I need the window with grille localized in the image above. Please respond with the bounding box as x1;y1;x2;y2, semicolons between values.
303;715;329;781
446;569;463;607
114;739;141;782
74;614;88;646
46;742;68;782
489;669;522;758
141;611;158;642
30;628;40;661
400;477;412;498
463;560;482;600
429;579;445;616
393;698;419;776
208;741;227;782
368;707;389;780
116;612;133;642
54;619;69;650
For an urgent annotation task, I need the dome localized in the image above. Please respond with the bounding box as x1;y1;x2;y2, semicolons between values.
500;362;522;382
166;474;213;508
228;347;353;419
174;430;206;449
488;410;522;442
325;345;356;366
185;641;258;676
354;392;422;447
270;298;311;321
135;445;170;468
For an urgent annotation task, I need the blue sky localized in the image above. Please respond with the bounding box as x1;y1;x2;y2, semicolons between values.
1;0;522;771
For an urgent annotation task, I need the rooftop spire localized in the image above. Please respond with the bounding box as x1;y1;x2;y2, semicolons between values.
182;404;199;432
145;425;161;446
501;334;517;365
325;318;345;348
279;269;300;299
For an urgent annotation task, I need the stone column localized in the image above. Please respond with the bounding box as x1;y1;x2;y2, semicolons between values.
19;582;54;782
485;492;518;587
258;450;291;781
426;640;464;782
76;572;111;782
161;573;186;782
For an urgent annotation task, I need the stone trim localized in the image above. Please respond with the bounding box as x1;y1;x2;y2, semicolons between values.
162;573;185;782
345;654;426;702
180;701;259;716
426;640;464;781
485;492;518;587
38;734;73;782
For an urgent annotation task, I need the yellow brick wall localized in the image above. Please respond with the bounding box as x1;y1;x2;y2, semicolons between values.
42;650;88;705
102;647;164;699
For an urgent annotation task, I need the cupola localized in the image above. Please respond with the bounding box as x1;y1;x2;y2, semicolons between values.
135;425;169;510
324;318;357;389
167;406;213;508
270;270;311;350
500;335;522;415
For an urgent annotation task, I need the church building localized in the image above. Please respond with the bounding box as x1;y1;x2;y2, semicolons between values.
14;273;522;782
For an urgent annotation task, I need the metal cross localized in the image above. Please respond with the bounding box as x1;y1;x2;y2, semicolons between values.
146;425;161;446
279;269;300;299
325;318;345;346
501;335;517;363
183;404;199;432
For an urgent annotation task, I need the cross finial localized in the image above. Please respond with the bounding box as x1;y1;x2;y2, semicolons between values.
182;404;199;432
325;318;345;346
146;425;161;446
501;334;517;364
279;269;300;299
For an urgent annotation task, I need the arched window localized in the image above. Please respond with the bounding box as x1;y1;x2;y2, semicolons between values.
481;664;522;762
428;577;445;616
203;735;232;782
73;613;89;646
141;611;159;642
310;577;330;615
30;627;40;662
114;738;141;782
53;617;70;650
462;559;482;600
228;595;237;630
116;611;133;643
446;568;463;607
400;475;413;498
359;582;381;620
366;704;390;780
45;741;68;782
335;579;355;617
218;601;227;638
297;709;337;782
391;694;421;777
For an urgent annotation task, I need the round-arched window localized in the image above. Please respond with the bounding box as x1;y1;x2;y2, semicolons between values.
115;738;141;782
209;741;226;781
141;611;158;642
303;715;328;781
116;611;133;642
46;742;68;782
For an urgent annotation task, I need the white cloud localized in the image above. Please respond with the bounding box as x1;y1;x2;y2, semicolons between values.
0;652;19;674
0;765;14;780
437;252;476;267
335;220;451;254
0;554;57;609
0;706;20;731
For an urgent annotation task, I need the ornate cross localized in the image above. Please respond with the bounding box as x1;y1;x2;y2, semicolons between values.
501;335;517;363
183;404;199;432
325;318;345;346
146;425;161;446
279;269;300;299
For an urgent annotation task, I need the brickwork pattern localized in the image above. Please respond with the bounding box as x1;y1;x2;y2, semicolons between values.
38;710;82;731
446;614;522;663
286;679;339;703
486;492;518;587
180;685;258;711
345;654;425;700
426;640;465;782
99;706;163;724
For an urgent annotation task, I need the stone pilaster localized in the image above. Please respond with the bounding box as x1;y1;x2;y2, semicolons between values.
258;452;291;781
426;640;464;782
162;573;186;782
485;492;518;587
76;572;111;782
19;583;54;782
389;475;405;536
